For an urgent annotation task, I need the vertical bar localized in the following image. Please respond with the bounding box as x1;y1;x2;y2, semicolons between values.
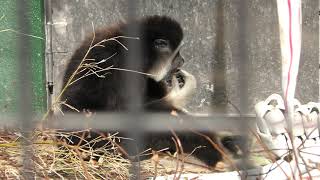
237;0;251;175
16;0;35;178
45;0;54;114
238;0;249;115
125;0;143;179
212;0;227;114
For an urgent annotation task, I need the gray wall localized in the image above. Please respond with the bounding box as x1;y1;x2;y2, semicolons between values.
48;0;319;114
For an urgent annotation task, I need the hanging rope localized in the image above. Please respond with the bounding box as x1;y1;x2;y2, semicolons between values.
277;0;302;133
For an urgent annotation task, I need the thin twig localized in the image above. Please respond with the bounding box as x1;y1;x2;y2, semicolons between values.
249;129;289;179
0;29;44;40
170;128;184;180
286;131;303;179
172;137;181;180
190;130;241;176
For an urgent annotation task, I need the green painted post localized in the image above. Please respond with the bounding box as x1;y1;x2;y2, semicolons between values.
0;0;46;114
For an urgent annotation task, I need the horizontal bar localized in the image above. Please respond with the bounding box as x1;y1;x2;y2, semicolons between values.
0;113;256;133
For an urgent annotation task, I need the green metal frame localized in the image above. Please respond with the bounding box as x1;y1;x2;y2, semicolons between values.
0;0;46;113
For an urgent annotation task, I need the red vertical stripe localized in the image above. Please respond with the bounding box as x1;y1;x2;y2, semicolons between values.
284;0;293;108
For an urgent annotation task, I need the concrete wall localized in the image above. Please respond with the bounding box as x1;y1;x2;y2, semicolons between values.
48;0;318;114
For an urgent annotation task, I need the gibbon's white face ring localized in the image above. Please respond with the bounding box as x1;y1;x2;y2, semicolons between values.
149;42;185;82
164;69;197;109
149;60;172;82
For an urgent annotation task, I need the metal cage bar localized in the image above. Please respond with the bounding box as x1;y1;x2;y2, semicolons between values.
125;0;144;178
17;0;35;178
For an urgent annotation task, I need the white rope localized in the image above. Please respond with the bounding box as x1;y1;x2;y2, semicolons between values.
277;0;302;133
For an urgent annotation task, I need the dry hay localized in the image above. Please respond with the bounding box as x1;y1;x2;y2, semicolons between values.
0;129;272;179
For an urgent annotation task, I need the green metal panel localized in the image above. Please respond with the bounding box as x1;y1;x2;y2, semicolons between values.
0;0;46;113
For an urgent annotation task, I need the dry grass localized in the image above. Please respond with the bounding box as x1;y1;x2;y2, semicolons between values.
0;128;275;179
0;129;132;179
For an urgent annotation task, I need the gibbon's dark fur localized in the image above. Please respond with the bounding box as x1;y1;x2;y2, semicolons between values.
62;15;185;112
60;15;242;167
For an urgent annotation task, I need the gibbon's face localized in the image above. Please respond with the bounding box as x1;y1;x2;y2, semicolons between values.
147;38;197;109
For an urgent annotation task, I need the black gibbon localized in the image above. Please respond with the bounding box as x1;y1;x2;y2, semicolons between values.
60;15;243;167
